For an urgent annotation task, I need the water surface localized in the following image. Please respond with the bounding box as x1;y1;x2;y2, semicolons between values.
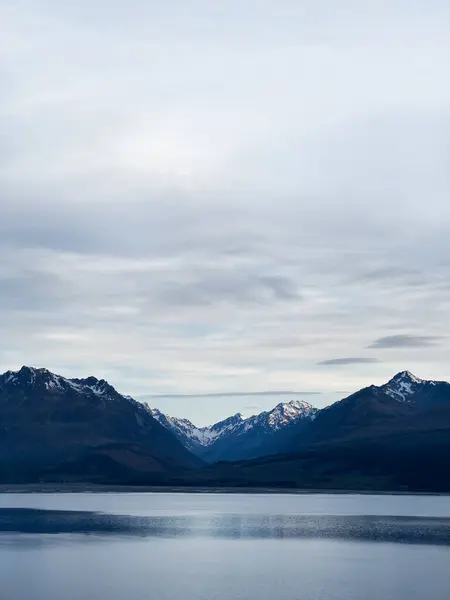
1;492;450;600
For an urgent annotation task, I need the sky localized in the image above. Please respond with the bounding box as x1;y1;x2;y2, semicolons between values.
1;1;450;425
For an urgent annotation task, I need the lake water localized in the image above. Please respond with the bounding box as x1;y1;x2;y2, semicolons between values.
1;492;450;600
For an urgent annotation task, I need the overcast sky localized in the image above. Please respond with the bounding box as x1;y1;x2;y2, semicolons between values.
1;1;450;424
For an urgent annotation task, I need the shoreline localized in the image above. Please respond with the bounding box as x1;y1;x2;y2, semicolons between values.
0;484;448;496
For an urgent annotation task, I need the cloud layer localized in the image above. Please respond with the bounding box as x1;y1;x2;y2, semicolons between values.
1;1;450;422
318;358;380;367
369;335;442;349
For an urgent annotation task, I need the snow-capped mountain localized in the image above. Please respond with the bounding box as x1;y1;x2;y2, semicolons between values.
150;372;450;463
149;409;229;454
379;370;445;403
0;366;136;406
249;400;317;430
149;409;247;452
292;370;450;453
151;400;317;462
0;366;202;482
208;373;450;492
3;366;450;485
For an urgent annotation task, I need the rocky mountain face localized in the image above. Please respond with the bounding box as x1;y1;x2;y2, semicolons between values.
0;366;202;483
150;371;450;466
295;370;450;447
380;370;450;407
3;367;450;491
151;400;317;462
148;410;246;456
199;371;450;492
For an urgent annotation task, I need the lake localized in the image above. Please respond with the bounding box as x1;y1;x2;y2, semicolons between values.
1;492;450;600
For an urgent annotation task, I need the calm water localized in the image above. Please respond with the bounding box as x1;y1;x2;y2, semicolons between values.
1;492;450;600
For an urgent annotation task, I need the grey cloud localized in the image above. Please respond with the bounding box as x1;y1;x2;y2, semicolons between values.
256;275;300;300
156;272;300;307
354;266;427;287
0;271;61;311
318;358;380;366
1;1;450;423
369;335;442;349
145;391;321;399
1;195;269;260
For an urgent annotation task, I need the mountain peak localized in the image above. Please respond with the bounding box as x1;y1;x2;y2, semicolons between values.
0;367;129;404
382;370;427;402
210;413;243;429
1;366;52;387
16;366;40;377
275;399;314;411
18;366;51;374
0;367;203;478
263;399;316;429
391;370;423;384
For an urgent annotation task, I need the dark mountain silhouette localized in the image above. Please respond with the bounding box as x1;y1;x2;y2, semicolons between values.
3;367;450;491
0;366;202;483
194;371;450;492
290;370;450;448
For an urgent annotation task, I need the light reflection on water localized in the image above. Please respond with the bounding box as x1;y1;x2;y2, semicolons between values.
2;508;450;545
1;493;450;600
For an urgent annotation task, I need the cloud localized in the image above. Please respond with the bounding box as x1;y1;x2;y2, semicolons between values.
369;335;442;349
144;391;322;399
318;358;380;366
155;271;300;307
0;269;65;311
1;1;450;423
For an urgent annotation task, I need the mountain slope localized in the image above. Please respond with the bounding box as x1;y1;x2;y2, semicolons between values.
293;370;450;448
194;371;450;492
380;370;450;407
3;367;450;491
149;410;249;455
0;366;202;483
151;400;317;462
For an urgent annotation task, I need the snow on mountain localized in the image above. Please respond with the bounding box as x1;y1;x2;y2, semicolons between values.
0;366;139;407
151;399;317;453
150;373;450;462
251;400;317;430
149;409;246;452
0;366;204;477
380;370;438;402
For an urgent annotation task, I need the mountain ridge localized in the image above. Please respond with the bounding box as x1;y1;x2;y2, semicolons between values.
151;399;317;462
2;366;450;490
0;366;203;483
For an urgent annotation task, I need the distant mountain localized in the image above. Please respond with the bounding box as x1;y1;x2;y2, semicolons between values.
381;370;430;401
151;400;317;462
0;366;202;483
295;370;450;447
3;366;450;491
149;409;244;455
380;370;450;407
196;371;450;492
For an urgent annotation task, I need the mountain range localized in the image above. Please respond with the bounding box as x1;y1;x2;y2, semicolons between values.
150;400;317;462
1;366;450;491
201;370;450;492
0;366;201;483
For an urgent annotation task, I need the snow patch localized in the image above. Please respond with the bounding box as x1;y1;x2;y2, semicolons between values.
151;400;317;447
382;370;438;403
